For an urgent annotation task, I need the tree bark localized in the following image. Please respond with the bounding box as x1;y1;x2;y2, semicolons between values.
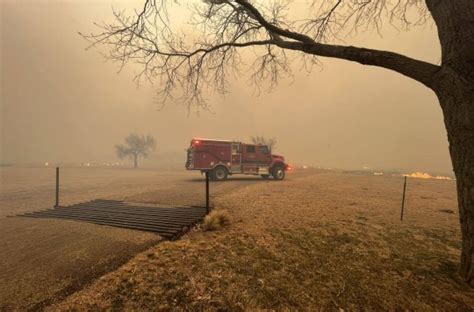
426;0;474;82
427;0;474;285
452;126;474;285
434;73;474;285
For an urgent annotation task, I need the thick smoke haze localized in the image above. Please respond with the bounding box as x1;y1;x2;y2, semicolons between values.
1;1;451;173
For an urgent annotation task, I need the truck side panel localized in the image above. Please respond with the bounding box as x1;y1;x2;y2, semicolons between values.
192;142;231;170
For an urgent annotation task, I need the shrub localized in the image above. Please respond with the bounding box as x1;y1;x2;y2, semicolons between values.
202;210;230;231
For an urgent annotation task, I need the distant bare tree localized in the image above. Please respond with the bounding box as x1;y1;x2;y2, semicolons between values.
84;1;474;284
115;133;156;168
250;135;277;152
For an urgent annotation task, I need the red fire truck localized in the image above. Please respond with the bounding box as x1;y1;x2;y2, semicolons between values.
185;138;289;181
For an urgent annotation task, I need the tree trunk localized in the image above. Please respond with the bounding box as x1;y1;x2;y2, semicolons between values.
133;154;138;169
435;75;474;285
427;0;474;285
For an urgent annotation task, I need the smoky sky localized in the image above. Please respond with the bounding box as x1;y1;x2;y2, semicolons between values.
0;1;452;173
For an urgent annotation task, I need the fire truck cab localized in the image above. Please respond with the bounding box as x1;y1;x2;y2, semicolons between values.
185;138;289;181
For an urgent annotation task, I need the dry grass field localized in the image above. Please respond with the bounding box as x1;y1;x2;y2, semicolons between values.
0;167;263;310
0;167;205;218
38;168;473;311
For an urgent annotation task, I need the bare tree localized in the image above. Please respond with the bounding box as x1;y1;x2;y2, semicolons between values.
251;135;277;152
84;1;474;284
115;133;156;168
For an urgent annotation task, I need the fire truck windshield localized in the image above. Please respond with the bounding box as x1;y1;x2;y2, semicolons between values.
259;146;269;154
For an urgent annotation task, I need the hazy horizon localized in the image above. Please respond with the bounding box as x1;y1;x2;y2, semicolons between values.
1;1;452;174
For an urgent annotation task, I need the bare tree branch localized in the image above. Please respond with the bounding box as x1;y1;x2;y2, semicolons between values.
82;0;438;108
273;39;439;88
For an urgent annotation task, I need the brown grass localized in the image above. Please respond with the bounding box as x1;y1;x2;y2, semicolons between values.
202;210;230;231
50;170;474;311
0;167;264;310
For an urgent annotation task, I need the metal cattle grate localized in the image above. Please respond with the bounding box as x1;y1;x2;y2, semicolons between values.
18;199;207;239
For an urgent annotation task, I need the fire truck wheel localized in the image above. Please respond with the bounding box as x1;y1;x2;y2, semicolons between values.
212;166;228;181
272;166;285;180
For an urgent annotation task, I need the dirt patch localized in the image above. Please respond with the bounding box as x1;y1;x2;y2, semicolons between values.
52;171;474;310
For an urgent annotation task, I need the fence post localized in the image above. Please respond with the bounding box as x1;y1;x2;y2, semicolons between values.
400;176;407;221
55;167;60;207
205;171;210;214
